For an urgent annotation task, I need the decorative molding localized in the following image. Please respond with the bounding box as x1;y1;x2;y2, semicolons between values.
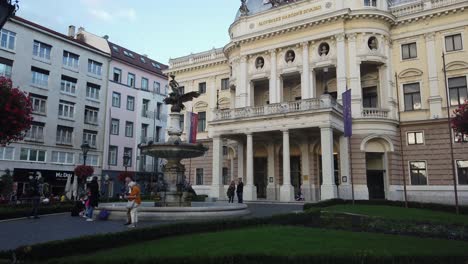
445;61;468;72
360;134;395;152
398;68;424;79
194;101;209;110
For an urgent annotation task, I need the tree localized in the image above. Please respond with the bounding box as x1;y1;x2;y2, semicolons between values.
0;169;13;198
0;77;33;145
452;101;468;136
74;165;94;182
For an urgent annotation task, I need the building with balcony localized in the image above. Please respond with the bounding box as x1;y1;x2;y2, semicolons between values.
166;0;468;204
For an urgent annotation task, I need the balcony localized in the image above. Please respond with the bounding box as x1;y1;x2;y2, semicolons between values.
361;108;390;119
213;97;342;122
390;0;467;16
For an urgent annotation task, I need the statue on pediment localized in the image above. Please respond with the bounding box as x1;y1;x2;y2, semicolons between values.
239;0;250;16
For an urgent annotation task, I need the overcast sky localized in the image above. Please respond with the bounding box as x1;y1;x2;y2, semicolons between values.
17;0;240;65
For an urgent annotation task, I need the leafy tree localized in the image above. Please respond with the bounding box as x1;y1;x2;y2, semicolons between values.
452;101;468;135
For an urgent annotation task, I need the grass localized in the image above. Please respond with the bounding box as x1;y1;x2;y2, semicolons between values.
323;205;468;225
47;226;468;263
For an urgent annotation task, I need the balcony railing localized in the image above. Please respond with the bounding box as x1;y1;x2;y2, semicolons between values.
390;0;466;16
361;108;390;119
213;97;341;121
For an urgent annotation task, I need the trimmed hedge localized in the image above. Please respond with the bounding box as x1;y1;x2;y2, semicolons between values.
304;199;468;214
0;203;73;220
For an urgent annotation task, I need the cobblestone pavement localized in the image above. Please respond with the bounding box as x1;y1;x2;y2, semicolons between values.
0;202;303;251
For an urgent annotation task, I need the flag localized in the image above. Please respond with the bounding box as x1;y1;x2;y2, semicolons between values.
186;112;199;144
343;89;352;138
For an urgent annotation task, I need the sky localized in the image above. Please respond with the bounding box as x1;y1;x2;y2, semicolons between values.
17;0;241;65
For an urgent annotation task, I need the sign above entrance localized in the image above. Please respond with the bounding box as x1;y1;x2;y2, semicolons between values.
258;5;323;27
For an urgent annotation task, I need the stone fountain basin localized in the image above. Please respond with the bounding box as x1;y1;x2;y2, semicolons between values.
140;143;208;160
95;202;250;221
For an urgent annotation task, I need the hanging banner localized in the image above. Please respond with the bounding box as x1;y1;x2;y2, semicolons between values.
343;89;352;138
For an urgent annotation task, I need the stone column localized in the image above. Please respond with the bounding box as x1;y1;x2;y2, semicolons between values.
230;155;235;182
425;32;443;119
300;141;312;201
237;56;248;108
237;142;244;180
336;33;347;102
301;42;311;99
211;136;224;199
311;69;316;98
280;130;294;202
244;133;257;201
348;33;362;118
269;49;278;104
338;135;351;199
320;126;337;200
266;143;277;200
209;76;217;110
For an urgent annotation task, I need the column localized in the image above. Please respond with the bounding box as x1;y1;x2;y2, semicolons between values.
384;37;397;119
301;42;311;99
339;136;351;199
230;156;235;182
300;141;312;201
244;133;257;201
211;136;224;199
280;130;294;202
209;76;217;109
320;127;337;200
269;49;278;104
425;32;443;119
311;69;316;98
336;33;347;102
236;56;248;108
348;33;362;118
237;142;244;180
266;143;277;200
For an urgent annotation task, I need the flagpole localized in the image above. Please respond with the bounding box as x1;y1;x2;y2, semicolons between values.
394;72;408;208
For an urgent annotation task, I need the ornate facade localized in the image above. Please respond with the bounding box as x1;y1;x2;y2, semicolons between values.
166;0;468;204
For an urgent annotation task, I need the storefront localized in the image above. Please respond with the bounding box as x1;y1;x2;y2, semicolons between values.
13;168;74;197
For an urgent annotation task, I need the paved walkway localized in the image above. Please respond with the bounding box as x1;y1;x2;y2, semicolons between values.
0;203;303;251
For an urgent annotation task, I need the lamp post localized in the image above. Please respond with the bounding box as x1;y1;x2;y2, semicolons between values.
123;152;130;173
81;142;90;166
0;0;19;30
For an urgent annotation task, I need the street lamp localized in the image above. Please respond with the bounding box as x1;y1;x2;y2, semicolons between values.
123;152;130;172
81;142;91;166
0;0;19;30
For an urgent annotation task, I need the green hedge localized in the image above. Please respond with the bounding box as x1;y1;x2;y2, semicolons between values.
304;199;468;214
0;203;74;220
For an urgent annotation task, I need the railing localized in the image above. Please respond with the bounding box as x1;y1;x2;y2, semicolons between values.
169;48;226;68
361;108;390;119
390;0;466;16
213;97;338;121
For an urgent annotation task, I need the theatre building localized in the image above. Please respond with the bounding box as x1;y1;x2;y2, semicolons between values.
167;0;468;204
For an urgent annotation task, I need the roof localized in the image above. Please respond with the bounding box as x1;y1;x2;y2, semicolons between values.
11;16;108;56
108;41;168;78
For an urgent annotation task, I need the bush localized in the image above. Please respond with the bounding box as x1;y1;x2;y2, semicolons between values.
0;203;73;220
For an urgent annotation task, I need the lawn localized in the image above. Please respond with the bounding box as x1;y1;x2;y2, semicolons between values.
323;205;468;225
47;226;468;263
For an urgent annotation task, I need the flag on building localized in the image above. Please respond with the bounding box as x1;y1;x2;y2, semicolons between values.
186;112;199;144
343;89;352;138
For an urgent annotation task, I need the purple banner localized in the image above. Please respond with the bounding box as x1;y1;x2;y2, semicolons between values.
343;89;352;138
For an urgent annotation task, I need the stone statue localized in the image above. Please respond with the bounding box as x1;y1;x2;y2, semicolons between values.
239;0;249;16
256;57;265;69
369;37;378;50
285;50;295;63
164;75;200;113
320;44;329;56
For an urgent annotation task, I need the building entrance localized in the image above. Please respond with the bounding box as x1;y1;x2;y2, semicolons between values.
291;156;302;197
254;157;268;199
366;153;386;200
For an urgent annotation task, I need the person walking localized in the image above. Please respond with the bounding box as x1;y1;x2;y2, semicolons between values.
125;181;141;228
227;181;236;203
236;178;244;204
28;175;41;219
86;177;100;222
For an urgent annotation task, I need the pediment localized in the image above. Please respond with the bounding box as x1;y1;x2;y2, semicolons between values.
398;68;423;79
361;73;379;81
194;101;208;110
445;61;468;72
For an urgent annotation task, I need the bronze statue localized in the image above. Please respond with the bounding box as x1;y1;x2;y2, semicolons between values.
164;75;200;113
239;0;249;16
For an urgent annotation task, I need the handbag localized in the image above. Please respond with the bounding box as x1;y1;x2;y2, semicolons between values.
126;201;135;209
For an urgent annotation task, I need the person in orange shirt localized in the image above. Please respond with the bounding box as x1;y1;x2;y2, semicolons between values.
125;181;141;228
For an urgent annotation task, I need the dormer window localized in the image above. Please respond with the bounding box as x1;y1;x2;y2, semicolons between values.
364;0;377;7
140;57;146;63
123;50;134;58
112;46;119;52
152;62;161;69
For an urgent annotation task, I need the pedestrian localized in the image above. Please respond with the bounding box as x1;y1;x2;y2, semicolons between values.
28;175;41;219
236;178;244;204
125;181;141;228
86;177;100;222
123;177;132;225
227;181;236;203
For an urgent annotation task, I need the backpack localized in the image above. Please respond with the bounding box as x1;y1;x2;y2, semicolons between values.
98;209;110;220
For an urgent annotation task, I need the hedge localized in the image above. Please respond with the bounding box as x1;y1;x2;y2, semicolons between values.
0;203;74;220
303;199;468;214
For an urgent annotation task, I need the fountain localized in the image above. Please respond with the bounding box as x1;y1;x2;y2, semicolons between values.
96;75;249;221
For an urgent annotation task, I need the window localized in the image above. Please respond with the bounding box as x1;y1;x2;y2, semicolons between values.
20;148;46;162
88;59;102;76
0;29;16;50
457;161;468;185
60;75;77;95
126;96;135;111
222;167;229;185
448;77;467;106
31;67;49;87
362;87;377;108
454;131;468;143
108;146;118;166
56;126;73;145
86;83;100;100
30;94;47;114
364;0;377;6
112;92;121;108
179;86;185;95
62;51;79;68
402;42;417;60
125;121;134;137
0;59;13;78
83;130;97;148
140;57;146;63
154;81;161;93
58;100;75;119
198;82;206;94
410;161;428;185
445;34;463;52
198;112;206;132
403;83;422;111
407;132;424;145
113;68;122;83
128;73;135;87
111;119;120;135
84;107;99;125
156;126;161;142
0;147;14;160
156;103;162;120
141;124;149;141
124;148;133;167
221;78;229;90
33;40;52;60
180;113;185;132
51;151;74;165
142;99;149;117
141;77;149;91
123;50;134;58
25;122;45;142
223;146;228;156
196;168;204;185
152;62;161;69
79;154;99;166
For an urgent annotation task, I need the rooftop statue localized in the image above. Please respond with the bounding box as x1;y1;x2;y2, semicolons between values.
239;0;250;16
164;75;200;113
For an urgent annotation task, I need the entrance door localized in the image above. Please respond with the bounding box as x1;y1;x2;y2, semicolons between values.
367;170;385;200
291;156;302;197
254;158;268;199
